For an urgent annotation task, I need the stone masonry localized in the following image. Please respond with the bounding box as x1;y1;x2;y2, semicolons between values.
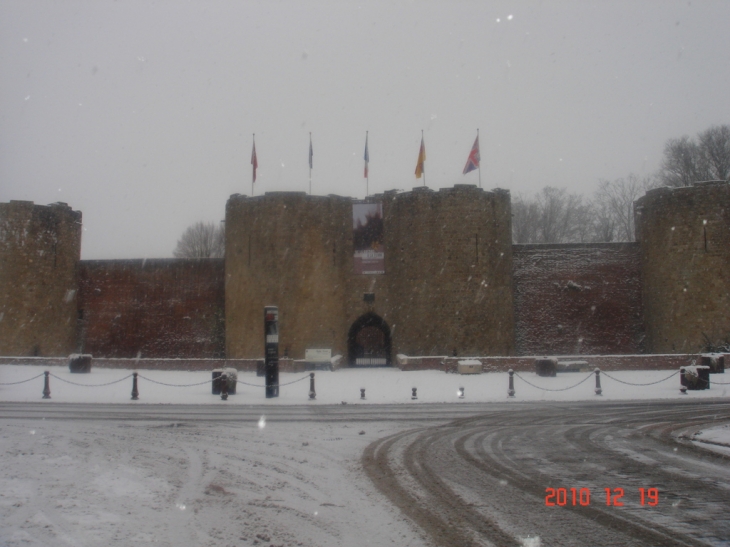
1;181;727;360
635;181;730;353
225;185;515;361
0;201;81;356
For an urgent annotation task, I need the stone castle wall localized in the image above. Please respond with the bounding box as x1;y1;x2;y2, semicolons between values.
1;181;726;360
635;181;730;353
0;201;81;356
513;243;644;355
78;259;225;358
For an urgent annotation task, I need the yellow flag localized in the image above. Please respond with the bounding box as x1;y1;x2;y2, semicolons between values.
415;136;426;178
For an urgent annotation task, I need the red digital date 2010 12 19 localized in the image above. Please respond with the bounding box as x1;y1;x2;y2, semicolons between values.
545;487;659;507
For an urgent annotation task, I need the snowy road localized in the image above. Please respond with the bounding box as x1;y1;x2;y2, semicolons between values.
364;400;730;547
1;400;729;547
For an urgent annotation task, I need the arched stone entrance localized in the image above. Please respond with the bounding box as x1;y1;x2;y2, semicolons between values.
347;313;392;366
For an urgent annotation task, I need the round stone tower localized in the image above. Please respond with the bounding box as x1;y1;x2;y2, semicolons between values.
635;181;730;353
225;192;352;360
0;201;82;356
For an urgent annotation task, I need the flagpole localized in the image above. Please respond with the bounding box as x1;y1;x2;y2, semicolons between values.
366;130;369;197
477;128;481;188
422;129;426;187
252;133;255;197
309;132;312;195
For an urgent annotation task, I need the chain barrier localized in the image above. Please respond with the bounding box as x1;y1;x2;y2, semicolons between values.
236;374;311;388
601;370;679;386
710;377;730;385
514;371;594;392
136;373;311;389
2;371;311;390
7;367;726;402
136;375;213;387
0;372;46;385
49;373;134;387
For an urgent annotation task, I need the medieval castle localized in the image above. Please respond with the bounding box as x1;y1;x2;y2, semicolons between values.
1;181;728;364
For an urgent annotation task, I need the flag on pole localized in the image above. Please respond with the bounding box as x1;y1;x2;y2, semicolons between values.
364;132;369;178
251;137;258;183
309;133;313;170
463;134;480;174
415;134;426;178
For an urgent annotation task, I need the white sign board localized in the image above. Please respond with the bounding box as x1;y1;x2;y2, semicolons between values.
305;349;332;363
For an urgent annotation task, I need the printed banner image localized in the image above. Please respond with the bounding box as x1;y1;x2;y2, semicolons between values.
353;203;385;274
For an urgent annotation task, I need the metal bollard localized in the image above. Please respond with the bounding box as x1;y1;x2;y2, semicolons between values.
411;387;418;400
508;369;515;397
42;371;51;399
458;387;465;399
131;372;139;400
594;368;602;396
220;373;229;401
309;372;316;400
360;388;366;400
680;368;687;394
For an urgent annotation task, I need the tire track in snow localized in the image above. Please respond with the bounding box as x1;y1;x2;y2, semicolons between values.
364;401;730;547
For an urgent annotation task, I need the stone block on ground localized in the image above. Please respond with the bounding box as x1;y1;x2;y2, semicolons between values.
700;354;725;374
535;358;557;377
68;354;92;373
682;366;710;390
457;359;482;374
212;367;238;394
557;360;590;373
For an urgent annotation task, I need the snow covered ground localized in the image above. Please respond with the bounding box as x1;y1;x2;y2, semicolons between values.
1;407;431;547
692;423;730;457
2;364;730;405
2;364;729;547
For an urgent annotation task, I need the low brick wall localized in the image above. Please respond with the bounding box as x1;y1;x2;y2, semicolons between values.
0;356;308;373
396;354;727;373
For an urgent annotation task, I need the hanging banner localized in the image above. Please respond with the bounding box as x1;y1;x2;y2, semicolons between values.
353;203;385;274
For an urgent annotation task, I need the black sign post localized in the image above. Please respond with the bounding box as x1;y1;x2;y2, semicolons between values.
264;306;279;398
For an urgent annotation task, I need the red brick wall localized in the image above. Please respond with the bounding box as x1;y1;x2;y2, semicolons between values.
77;259;225;358
0;357;307;372
512;243;644;355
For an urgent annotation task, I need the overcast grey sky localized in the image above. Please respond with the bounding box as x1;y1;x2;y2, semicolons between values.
1;0;729;259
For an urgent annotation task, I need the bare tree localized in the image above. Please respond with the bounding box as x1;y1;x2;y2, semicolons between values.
590;197;617;243
511;194;540;243
537;187;588;243
512;187;589;244
173;221;225;258
659;125;730;186
660;136;703;187
592;174;657;242
698;125;730;182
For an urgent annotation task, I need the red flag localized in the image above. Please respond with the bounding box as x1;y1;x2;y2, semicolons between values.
251;139;258;183
463;135;480;174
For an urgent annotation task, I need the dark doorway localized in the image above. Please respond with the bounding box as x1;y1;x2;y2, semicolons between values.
347;313;392;366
